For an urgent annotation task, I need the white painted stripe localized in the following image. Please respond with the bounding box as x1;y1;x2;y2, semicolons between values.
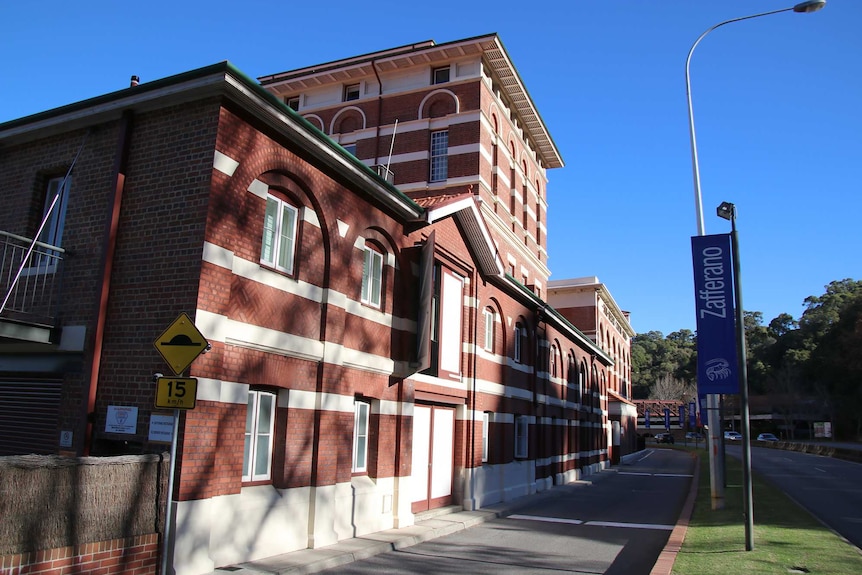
655;473;694;478
585;521;673;531
508;514;673;531
618;472;652;476
508;514;583;526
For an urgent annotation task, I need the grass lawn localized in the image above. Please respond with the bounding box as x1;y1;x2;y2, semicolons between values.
672;448;862;575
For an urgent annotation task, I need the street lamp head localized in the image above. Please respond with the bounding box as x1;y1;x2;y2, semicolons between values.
716;202;736;221
793;0;826;13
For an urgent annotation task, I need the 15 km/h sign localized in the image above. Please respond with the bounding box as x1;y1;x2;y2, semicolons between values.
155;377;198;410
154;312;209;375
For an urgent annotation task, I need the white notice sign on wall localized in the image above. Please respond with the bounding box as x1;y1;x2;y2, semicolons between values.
105;405;138;434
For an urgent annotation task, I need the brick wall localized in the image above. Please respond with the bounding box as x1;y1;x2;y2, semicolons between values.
0;534;159;575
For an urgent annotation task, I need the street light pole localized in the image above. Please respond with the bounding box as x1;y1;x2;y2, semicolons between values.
684;0;826;513
718;201;754;550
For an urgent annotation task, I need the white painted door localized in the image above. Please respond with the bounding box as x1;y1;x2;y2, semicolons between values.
411;404;455;512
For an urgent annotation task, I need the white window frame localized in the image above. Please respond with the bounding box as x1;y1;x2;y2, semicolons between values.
483;308;494;352
514;415;529;459
40;176;71;248
260;194;298;274
432;65;451;85
361;245;384;308
285;96;300;111
344;83;360;101
514;323;523;363
430;130;448;182
352;400;370;473
243;390;276;482
482;412;490;463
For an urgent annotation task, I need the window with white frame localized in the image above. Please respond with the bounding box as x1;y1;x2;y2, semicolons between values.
261;194;298;274
39;176;72;248
514;322;524;363
432;66;450;85
430;130;448;182
361;245;383;308
243;390;276;482
514;415;529;459
483;308;494;352
482;412;490;463
285;96;300;111
352;400;370;473
344;83;360;101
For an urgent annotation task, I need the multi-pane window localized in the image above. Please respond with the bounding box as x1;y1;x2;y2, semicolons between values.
432;66;450;85
482;412;490;463
344;83;360;101
430;130;448;182
261;195;298;274
243;390;275;482
39;176;72;248
514;322;524;363
483;308;494;352
352;401;370;473
361;245;383;308
514;415;529;459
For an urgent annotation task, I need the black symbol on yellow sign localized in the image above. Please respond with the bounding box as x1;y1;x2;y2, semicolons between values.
155;377;198;410
154;313;209;375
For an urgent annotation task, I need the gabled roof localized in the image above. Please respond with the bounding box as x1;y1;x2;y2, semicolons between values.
422;193;503;278
258;34;563;170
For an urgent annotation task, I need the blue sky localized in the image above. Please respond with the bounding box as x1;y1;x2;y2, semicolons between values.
2;1;857;336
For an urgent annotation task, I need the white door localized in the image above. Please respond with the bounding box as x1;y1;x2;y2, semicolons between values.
411;404;454;511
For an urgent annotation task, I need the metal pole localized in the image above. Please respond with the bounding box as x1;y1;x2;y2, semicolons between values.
729;210;755;550
160;409;180;575
685;3;804;513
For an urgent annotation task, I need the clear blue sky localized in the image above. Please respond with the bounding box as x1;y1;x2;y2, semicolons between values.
2;1;857;337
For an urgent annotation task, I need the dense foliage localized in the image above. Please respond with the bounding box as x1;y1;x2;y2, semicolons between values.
631;279;862;439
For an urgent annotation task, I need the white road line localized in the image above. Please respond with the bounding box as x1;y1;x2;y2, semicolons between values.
814;467;827;473
617;472;693;478
585;520;674;531
508;514;583;525
507;514;673;531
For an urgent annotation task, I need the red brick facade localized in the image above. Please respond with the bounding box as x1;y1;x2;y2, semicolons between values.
0;37;634;575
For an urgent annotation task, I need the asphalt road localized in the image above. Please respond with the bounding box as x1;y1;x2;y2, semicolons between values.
727;444;862;549
320;448;695;575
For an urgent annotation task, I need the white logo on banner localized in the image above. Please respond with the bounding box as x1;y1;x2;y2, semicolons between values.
705;358;732;381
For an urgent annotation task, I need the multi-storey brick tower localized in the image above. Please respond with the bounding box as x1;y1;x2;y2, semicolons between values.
258;34;563;298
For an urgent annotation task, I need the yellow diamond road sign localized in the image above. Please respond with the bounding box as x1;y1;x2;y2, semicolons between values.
154;312;209;375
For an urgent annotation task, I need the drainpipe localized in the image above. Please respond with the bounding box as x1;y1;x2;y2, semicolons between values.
83;110;134;455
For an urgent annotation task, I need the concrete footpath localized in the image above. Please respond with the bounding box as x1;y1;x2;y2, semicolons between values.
210;455;699;575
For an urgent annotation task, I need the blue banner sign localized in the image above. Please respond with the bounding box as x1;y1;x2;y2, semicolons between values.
679;405;685;428
645;410;650;429
689;401;696;429
691;234;739;395
664;408;670;430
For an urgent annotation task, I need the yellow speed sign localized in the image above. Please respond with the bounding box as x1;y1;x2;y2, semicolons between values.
155;377;198;410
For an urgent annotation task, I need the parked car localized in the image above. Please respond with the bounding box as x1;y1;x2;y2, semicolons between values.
757;433;779;442
655;433;675;444
724;431;742;441
685;432;704;440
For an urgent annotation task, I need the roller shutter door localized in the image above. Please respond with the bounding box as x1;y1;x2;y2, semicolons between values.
0;379;62;455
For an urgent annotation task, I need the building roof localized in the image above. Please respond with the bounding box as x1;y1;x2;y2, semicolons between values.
0;61;424;223
258;34;564;170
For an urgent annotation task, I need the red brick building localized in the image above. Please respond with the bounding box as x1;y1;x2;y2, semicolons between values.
0;35;633;575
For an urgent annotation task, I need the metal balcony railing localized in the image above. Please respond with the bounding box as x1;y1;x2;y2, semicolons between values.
0;230;65;325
